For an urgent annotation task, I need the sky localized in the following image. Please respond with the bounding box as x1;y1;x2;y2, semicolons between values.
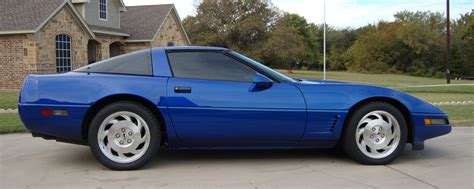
123;0;473;28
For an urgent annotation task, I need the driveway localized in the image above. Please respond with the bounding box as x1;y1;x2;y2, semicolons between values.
1;127;472;189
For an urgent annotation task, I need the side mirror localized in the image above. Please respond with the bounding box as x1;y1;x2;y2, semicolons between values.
251;73;273;91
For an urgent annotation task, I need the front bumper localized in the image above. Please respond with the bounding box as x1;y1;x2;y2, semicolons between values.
411;113;451;149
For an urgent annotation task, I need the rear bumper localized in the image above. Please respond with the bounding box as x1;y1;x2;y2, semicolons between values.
19;103;90;141
411;113;451;149
31;132;86;145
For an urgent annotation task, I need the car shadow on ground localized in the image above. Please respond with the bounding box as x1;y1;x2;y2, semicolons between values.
397;144;454;161
56;143;452;170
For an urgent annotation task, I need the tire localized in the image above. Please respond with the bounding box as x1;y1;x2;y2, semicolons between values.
342;102;407;165
88;101;160;170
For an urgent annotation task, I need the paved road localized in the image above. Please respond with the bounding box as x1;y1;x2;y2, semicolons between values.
1;128;472;189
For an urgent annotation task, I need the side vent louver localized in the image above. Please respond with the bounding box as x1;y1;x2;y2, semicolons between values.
307;113;342;134
330;115;340;132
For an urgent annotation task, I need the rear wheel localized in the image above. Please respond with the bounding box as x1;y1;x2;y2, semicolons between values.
342;102;407;164
88;102;160;170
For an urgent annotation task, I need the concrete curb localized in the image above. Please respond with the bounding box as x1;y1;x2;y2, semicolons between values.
0;109;18;113
432;100;474;106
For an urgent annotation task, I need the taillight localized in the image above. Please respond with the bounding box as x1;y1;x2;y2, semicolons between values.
41;109;52;116
40;109;68;116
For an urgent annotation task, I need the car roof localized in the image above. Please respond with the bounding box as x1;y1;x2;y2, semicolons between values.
159;46;229;51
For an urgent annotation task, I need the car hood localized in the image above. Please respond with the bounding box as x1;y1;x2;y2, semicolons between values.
293;80;445;114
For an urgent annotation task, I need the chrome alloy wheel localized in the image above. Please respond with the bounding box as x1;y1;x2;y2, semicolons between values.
97;111;151;163
355;110;401;159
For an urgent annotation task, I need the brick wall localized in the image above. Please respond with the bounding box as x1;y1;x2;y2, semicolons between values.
0;34;37;89
95;34;124;60
121;42;150;54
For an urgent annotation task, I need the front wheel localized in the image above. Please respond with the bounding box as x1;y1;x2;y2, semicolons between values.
88;102;160;170
342;102;407;164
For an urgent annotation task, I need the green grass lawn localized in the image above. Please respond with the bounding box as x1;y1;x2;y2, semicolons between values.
398;85;474;94
409;93;474;102
0;113;26;134
438;105;474;126
279;70;473;87
0;91;19;109
0;71;473;134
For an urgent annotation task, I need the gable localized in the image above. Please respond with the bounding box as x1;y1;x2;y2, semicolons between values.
38;1;95;38
152;8;191;46
121;4;190;43
0;0;94;38
121;4;173;41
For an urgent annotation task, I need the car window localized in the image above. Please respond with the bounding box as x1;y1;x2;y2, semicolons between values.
227;51;296;83
74;49;152;76
167;51;257;82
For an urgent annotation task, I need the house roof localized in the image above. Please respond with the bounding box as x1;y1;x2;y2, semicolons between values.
120;4;174;41
89;25;129;37
0;0;95;38
0;0;64;32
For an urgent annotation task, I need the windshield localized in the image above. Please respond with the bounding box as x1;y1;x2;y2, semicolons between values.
227;51;296;83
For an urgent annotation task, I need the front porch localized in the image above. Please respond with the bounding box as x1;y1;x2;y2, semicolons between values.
87;34;126;64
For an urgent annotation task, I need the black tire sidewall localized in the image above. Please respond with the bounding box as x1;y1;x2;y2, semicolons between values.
88;101;160;170
343;102;408;165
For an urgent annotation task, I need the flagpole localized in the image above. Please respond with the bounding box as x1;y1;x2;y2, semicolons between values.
446;0;451;84
323;0;327;80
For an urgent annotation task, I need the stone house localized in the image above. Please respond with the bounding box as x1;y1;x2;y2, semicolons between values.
0;0;190;89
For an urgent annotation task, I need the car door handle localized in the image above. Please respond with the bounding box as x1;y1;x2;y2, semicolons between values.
174;86;192;93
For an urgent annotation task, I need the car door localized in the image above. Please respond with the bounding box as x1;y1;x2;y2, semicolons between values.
165;50;307;146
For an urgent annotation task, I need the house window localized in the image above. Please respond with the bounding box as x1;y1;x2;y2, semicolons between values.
55;34;72;73
99;0;107;20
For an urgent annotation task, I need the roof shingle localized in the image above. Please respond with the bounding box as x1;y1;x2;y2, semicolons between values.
120;4;173;40
0;0;64;31
89;25;129;36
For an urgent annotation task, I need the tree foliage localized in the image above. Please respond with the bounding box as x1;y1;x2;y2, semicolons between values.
261;14;305;69
182;0;278;59
452;11;474;76
347;11;447;77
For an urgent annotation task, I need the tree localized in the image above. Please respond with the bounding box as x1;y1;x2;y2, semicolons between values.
183;0;278;59
394;11;445;76
326;28;357;70
280;13;321;69
261;17;305;69
452;11;474;77
347;11;447;77
347;25;394;73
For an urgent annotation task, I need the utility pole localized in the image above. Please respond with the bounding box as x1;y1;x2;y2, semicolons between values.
323;0;327;80
446;0;451;84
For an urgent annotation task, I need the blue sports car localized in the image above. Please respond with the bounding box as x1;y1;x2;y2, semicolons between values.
19;46;451;170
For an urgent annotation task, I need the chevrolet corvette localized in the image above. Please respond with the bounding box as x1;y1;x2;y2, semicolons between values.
19;46;451;170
